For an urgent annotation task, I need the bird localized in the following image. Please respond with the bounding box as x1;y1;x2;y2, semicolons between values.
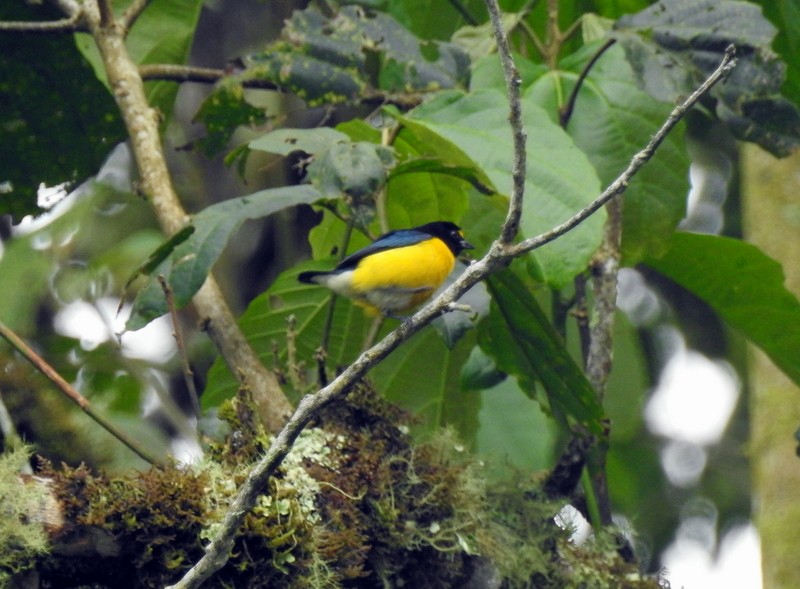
298;221;474;317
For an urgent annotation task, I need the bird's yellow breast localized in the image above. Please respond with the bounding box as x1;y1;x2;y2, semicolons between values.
350;237;455;295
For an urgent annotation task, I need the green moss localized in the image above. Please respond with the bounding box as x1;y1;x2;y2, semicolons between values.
15;382;666;588
0;446;50;584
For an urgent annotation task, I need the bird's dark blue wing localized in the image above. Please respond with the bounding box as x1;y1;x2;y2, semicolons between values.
336;229;432;271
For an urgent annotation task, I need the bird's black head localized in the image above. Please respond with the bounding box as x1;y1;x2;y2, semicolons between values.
416;221;474;256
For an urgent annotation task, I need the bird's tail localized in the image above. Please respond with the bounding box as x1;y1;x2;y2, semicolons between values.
298;271;329;284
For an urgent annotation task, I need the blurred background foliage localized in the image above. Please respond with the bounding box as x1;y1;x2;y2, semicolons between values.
2;0;800;584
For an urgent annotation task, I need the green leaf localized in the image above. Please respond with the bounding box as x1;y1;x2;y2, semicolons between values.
451;12;525;61
407;89;604;288
192;80;268;156
478;270;606;434
373;330;480;440
75;0;204;119
614;0;800;157
327;118;475;231
307;142;395;201
475;377;558;477
389;159;494;195
121;225;195;293
127;185;323;330
461;346;505;391
645;232;800;387
241;6;469;105
0;3;124;220
526;42;691;262
758;0;800;106
384;0;485;41
249;128;350;157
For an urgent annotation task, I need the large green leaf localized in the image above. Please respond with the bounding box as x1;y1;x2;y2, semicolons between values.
614;0;800;157
251;6;470;95
75;0;204;118
475;377;559;477
478;270;606;434
127;185;323;330
527;42;691;263
202;261;480;440
373;330;480;440
758;0;800;106
645;232;800;387
249;128;351;157
386;0;486;41
407;89;604;288
0;3;124;220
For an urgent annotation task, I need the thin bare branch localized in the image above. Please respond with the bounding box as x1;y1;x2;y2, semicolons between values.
0;11;84;33
485;0;527;245
509;45;738;258
158;276;201;418
0;320;161;465
138;64;282;90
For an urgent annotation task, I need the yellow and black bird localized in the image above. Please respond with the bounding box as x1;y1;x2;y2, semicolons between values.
298;221;474;317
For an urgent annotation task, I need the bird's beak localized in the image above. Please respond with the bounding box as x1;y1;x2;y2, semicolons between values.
460;236;474;250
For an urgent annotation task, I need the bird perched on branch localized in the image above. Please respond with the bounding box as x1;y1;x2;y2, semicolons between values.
298;221;474;318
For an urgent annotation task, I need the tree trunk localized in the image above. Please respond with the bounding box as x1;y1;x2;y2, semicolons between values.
741;144;800;588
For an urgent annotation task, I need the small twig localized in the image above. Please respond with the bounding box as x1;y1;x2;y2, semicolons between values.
560;38;616;128
285;315;304;392
314;347;328;387
508;45;737;259
0;320;160;465
0;11;84;33
485;0;527;245
376;126;400;235
167;39;739;589
158;275;201;418
120;0;151;32
363;316;384;351
138;64;278;90
320;221;354;356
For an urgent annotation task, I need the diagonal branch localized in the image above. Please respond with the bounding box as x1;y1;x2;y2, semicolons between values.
166;32;738;589
80;0;294;434
0;320;161;465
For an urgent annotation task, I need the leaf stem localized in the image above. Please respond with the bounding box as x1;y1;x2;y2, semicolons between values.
560;38;616;128
158;275;201;418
